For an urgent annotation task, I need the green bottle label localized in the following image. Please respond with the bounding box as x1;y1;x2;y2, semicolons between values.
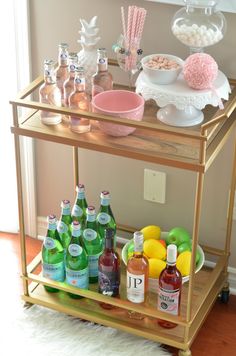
44;237;56;250
66;266;89;289
68;244;83;257
42;261;64;282
58;221;68;234
101;198;109;206
83;228;97;241
72;205;83;217
88;252;102;277
97;213;111;225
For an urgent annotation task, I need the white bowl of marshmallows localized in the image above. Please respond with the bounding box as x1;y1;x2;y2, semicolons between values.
141;54;184;85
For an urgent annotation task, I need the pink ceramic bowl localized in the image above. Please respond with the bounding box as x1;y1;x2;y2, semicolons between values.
92;90;145;137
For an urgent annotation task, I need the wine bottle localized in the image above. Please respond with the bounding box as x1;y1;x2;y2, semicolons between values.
158;244;182;329
57;199;72;256
96;191;116;247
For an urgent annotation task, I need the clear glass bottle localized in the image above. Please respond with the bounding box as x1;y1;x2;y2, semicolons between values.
65;221;89;299
171;0;227;54
55;43;69;103
68;67;91;133
39;59;62;125
158;244;182;329
71;184;88;229
82;206;103;283
98;228;120;309
57;199;72;256
96;191;116;247
63;52;78;107
41;214;65;293
92;48;113;97
127;231;149;319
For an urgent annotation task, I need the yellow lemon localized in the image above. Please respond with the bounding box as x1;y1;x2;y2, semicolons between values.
143;239;166;260
176;251;192;276
148;258;166;279
141;225;161;241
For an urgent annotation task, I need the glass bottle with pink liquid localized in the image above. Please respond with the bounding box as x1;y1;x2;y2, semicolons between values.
68;67;91;133
92;48;113;97
158;244;182;329
39;59;62;125
55;43;69;104
126;231;149;319
63;52;78;107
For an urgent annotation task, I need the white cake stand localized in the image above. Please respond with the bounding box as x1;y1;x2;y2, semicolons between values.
135;70;231;127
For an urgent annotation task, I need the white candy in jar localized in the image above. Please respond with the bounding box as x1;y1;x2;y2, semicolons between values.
172;23;223;47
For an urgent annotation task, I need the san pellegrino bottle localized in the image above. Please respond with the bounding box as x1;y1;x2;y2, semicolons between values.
97;191;116;247
41;214;64;293
92;48;113;97
65;221;89;299
98;228;120;309
63;52;79;106
55;43;69;103
39;59;62;125
158;244;182;329
127;231;149;303
68;66;91;133
57;200;72;255
71;184;88;229
82;206;103;283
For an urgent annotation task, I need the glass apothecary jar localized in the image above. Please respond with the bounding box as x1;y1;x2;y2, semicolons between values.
171;0;227;54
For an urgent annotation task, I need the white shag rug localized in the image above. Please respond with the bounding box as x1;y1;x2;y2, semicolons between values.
0;304;172;356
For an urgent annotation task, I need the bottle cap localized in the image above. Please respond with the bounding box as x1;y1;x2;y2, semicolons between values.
61;199;71;208
76;184;85;192
59;43;68;49
86;206;96;215
48;214;56;223
101;191;110;199
167;244;177;265
133;231;144;252
72;220;81;230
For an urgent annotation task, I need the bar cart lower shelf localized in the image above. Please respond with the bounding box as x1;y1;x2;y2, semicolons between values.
22;247;228;354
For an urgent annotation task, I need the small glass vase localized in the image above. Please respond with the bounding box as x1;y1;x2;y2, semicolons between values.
171;0;227;54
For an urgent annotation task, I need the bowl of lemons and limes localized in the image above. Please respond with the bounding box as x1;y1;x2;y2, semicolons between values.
122;225;205;292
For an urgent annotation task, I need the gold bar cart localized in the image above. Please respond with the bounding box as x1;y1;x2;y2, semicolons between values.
10;70;236;355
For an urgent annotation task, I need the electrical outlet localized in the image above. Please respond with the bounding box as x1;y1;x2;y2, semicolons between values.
144;169;166;204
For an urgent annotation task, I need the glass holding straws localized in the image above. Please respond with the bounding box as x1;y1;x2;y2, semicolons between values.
113;6;147;87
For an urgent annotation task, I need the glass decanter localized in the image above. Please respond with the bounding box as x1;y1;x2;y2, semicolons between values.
171;0;227;54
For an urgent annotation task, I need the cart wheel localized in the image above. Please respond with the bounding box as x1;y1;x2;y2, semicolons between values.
24;302;33;309
220;289;230;304
178;349;192;356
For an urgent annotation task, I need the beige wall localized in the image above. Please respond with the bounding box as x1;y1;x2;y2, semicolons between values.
29;0;236;267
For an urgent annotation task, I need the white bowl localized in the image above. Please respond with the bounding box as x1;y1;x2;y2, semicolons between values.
121;232;205;292
141;54;184;85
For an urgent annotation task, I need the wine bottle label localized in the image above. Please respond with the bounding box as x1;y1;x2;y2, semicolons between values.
98;270;120;297
72;205;83;217
83;228;97;241
127;272;145;303
68;244;83;257
42;261;64;282
98;57;108;71
158;287;180;315
44;237;56;250
97;212;111;225
66;266;89;289
57;221;68;234
88;252;102;277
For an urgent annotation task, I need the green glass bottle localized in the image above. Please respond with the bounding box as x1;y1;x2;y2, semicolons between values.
65;221;89;299
57;199;72;255
41;214;65;293
82;206;103;283
71;184;88;229
96;191;116;247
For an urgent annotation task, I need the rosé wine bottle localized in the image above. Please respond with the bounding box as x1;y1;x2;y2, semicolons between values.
39;59;62;125
127;231;149;319
68;67;91;133
92;48;113;98
158;244;182;329
63;52;78;107
55;43;69;104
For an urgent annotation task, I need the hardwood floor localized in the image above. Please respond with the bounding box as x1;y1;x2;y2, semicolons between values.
1;232;236;356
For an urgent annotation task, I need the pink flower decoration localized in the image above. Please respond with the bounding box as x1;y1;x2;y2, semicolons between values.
183;53;218;90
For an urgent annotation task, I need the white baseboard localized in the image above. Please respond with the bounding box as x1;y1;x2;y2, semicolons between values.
37;216;236;295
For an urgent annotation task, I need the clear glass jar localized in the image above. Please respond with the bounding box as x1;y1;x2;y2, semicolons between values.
171;0;227;54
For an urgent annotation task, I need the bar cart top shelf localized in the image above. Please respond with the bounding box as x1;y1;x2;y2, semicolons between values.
10;75;236;173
